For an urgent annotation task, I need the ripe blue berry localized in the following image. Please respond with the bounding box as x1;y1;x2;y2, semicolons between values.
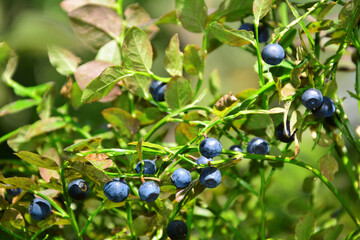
275;121;295;143
261;43;285;65
196;156;213;173
199;167;222;188
228;145;243;158
247;137;270;155
103;178;130;202
171;168;192;189
150;80;166;102
301;88;323;110
238;23;269;43
139;181;160;202
68;179;89;200
199;138;222;158
312;96;336;118
167;220;188;240
29;198;51;221
135;159;156;175
6;188;22;197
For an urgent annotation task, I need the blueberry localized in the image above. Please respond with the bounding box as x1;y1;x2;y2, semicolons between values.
29;198;51;221
6;188;22;197
199;167;222;188
167;220;188;240
238;23;254;32
238;23;269;43
150;80;166;102
135;159;156;175
301;88;324;110
247;137;270;155
261;43;285;65
312;96;336;118
103;178;130;202
171;168;192;189
68;179;89;200
196;156;213;173
228;145;243;158
139;181;160;202
199;138;222;158
275;121;295;143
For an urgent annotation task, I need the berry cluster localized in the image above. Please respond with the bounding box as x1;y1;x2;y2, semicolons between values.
301;88;336;117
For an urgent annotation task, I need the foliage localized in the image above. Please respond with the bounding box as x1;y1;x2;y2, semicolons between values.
1;0;360;239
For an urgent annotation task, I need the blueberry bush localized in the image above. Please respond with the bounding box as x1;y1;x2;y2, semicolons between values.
1;0;360;239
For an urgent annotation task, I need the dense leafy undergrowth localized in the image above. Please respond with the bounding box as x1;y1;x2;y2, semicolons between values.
1;0;360;239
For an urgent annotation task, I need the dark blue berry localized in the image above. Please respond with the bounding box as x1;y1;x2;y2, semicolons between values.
261;43;285;65
238;23;254;32
68;179;89;200
199;167;222;188
301;88;323;110
6;188;22;197
150;80;166;102
238;24;269;43
312;96;336;118
171;168;192;189
167;220;188;240
228;145;243;158
275;121;295;143
135;159;156;175
247;137;270;155
139;181;160;202
196;156;213;173
199;138;222;158
103;178;130;202
29;198;51;221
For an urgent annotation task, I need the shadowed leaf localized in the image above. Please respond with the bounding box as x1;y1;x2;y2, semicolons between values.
295;212;315;240
3;177;36;190
183;44;205;76
64;137;102;152
209;69;221;96
102;108;140;138
15;151;59;170
215;0;253;22
164;76;192;110
68;4;122;50
1;208;25;230
319;153;338;181
71;161;111;184
175;0;207;33
175;111;207;145
135;107;165;126
123;74;151;98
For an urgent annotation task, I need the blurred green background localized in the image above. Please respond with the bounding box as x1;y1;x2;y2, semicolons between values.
0;0;359;239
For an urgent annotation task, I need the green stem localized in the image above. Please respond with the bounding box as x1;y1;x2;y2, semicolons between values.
126;201;136;240
116;0;123;18
0;128;20;144
31;226;52;240
259;162;266;240
79;199;106;236
253;23;264;87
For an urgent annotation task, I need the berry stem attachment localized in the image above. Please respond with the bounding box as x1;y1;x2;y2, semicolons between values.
202;133;207;138
141;176;146;183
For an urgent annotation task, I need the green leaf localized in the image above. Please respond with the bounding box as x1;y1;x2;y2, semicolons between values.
1;208;25;230
0;99;39;117
3;177;36;190
253;0;272;24
183;44;205;76
213;92;239;118
25;117;67;139
348;90;360;101
133;215;156;236
61;0;115;12
124;3;159;38
123;74;151;99
155;10;179;25
312;2;337;21
37;82;56;120
209;22;255;47
324;225;343;240
64;137;102;152
135;107;165;126
175;0;207;33
175;111;207;145
240;113;274;141
70;161;112;184
339;1;360;28
68;4;122;50
295;212;315;240
0;42;17;80
319;153;338;182
278;28;297;50
306;20;333;33
48;45;81;76
14;151;59;170
215;0;253;22
164;76;192;110
81;66;134;103
287;198;311;215
323;80;338;99
164;34;183;76
209;69;221;96
122;26;153;72
102;108;140;138
269;60;294;77
302;177;314;194
96;40;121;65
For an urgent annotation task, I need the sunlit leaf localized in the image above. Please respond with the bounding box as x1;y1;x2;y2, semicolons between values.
0;99;39;117
164;34;183;76
164;76;192;110
15;151;59;170
253;0;272;24
183;44;205;77
95;40;121;65
3;177;36;190
48;45;81;76
64;137;102;152
175;0;207;33
209;22;255;47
